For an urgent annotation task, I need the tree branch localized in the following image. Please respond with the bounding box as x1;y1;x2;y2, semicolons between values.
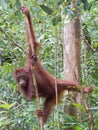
0;27;27;54
81;35;94;52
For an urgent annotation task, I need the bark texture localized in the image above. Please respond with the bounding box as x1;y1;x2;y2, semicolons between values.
63;18;82;117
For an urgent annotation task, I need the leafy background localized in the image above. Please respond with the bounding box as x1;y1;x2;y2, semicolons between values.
0;0;98;130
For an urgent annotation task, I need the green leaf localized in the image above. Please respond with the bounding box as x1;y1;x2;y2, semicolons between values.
16;10;22;20
40;5;53;15
72;103;86;113
52;15;61;26
0;101;16;110
82;0;91;10
76;126;81;130
95;118;98;129
94;42;98;49
15;0;21;10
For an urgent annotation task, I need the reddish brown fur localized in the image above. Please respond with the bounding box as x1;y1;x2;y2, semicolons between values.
14;7;80;123
14;66;35;99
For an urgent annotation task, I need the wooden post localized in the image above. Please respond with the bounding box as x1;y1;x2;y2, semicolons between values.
63;18;82;117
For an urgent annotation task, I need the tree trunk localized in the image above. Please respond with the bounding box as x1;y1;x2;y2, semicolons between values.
63;18;82;119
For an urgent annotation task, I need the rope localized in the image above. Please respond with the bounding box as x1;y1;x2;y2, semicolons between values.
54;27;60;130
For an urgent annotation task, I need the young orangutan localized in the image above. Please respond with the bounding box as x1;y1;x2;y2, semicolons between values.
14;7;93;123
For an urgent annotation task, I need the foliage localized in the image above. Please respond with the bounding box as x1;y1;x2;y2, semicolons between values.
0;0;98;129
